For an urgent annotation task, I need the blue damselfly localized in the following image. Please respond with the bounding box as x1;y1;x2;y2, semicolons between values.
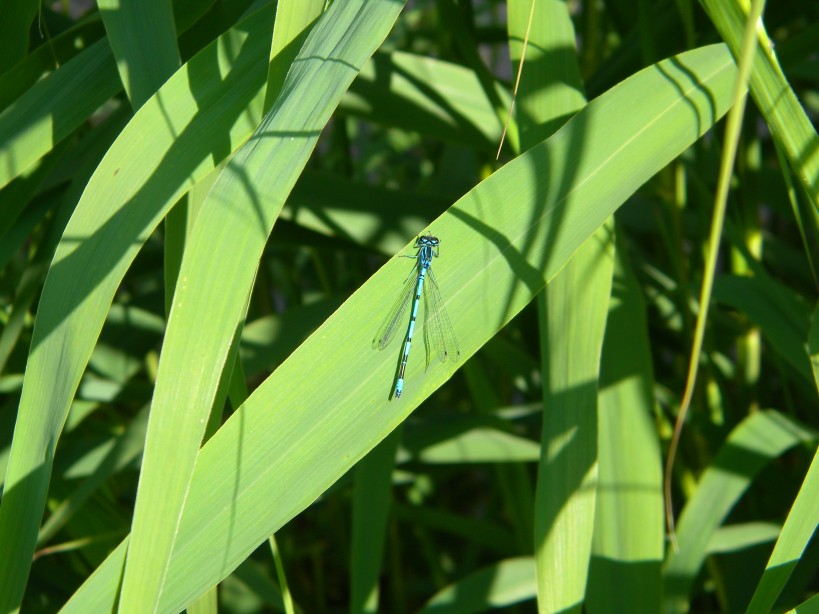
373;235;460;398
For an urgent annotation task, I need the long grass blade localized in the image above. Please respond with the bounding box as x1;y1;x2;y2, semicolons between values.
61;44;738;613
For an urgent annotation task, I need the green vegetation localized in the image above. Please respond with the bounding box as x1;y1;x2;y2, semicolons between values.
0;0;817;612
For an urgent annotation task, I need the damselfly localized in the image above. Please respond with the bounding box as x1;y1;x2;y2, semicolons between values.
373;235;460;398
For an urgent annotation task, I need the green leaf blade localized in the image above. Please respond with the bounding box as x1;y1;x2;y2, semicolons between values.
98;0;181;108
0;11;273;611
67;42;737;613
117;1;407;611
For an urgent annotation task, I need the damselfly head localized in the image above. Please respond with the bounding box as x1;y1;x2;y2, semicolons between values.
416;234;440;247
